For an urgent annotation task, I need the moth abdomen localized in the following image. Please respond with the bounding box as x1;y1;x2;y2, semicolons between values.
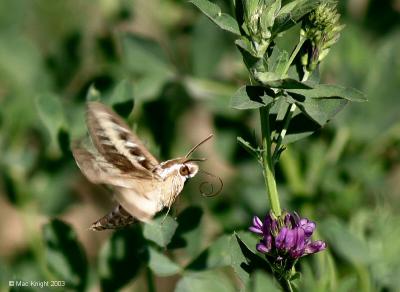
90;205;137;231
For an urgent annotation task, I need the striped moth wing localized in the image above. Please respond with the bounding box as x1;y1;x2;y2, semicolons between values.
72;102;164;226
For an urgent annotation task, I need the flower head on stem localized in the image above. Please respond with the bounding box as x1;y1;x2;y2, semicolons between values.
250;211;327;279
301;2;345;71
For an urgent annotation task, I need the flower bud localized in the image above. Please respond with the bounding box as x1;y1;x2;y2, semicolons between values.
243;0;281;57
300;2;345;71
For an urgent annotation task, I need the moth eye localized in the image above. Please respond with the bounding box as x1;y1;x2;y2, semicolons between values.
179;165;190;176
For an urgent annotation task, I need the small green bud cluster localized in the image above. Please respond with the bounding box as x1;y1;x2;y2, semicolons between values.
243;0;280;57
301;2;345;71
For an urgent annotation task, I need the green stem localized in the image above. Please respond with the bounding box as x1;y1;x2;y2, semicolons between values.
272;103;296;162
280;37;306;78
260;106;281;216
278;278;294;292
272;37;309;162
273;56;312;163
146;267;156;292
257;36;309;218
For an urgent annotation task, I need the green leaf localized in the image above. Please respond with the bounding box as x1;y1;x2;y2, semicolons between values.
186;234;232;270
237;137;259;160
294;97;349;126
250;271;280;292
319;218;371;264
231;86;275;109
133;72;170;101
99;226;148;291
277;1;298;16
229;232;270;289
270;49;289;77
168;206;204;256
263;78;311;89
183;77;236;100
35;93;67;154
190;0;240;35
122;34;172;101
148;247;182;276
272;0;321;34
122;34;172;74
287;84;367;102
42;219;88;291
336;276;358;292
143;215;178;248
270;98;320;144
260;0;281;32
109;79;134;117
192;16;227;78
235;38;263;66
254;71;281;84
175;271;236;292
284;84;365;126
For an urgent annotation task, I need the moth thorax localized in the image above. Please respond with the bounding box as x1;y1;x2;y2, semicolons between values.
179;163;199;179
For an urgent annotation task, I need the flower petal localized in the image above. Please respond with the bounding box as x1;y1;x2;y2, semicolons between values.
265;234;273;250
249;216;264;234
289;228;306;258
284;229;297;251
249;226;263;234
256;242;270;253
264;213;278;235
253;216;263;228
295;228;305;250
263;214;273;231
299;219;316;238
275;227;288;249
304;240;327;255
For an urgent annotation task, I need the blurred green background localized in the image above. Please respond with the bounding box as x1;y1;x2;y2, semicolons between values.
0;0;399;291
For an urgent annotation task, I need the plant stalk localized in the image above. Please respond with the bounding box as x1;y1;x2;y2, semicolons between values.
272;37;309;161
280;37;306;79
272;103;296;162
260;106;281;216
273;52;312;162
146;267;156;292
282;279;294;292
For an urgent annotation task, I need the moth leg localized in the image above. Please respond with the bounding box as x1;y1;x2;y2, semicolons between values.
161;206;171;224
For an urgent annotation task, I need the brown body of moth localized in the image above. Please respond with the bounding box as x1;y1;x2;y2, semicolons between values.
72;102;211;231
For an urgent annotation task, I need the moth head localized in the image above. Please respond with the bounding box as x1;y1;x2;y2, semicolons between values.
159;135;212;180
178;134;213;179
178;162;199;179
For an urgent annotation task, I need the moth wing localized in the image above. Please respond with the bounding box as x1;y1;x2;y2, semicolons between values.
86;101;159;179
114;185;162;222
72;141;143;188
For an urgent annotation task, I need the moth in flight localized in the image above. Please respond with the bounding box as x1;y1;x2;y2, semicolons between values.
72;102;212;231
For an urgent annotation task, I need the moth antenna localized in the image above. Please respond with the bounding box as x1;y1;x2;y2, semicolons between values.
185;158;207;163
198;169;223;197
185;134;213;158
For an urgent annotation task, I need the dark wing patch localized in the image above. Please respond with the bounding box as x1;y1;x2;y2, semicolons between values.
86;102;159;178
71;141;144;187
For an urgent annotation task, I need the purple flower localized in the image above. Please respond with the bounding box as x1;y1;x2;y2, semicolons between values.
249;216;263;235
249;212;326;262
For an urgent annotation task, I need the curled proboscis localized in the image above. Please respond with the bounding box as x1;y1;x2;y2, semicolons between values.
198;170;223;197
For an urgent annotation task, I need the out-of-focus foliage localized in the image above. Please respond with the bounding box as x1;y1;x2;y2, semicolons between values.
0;0;399;291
